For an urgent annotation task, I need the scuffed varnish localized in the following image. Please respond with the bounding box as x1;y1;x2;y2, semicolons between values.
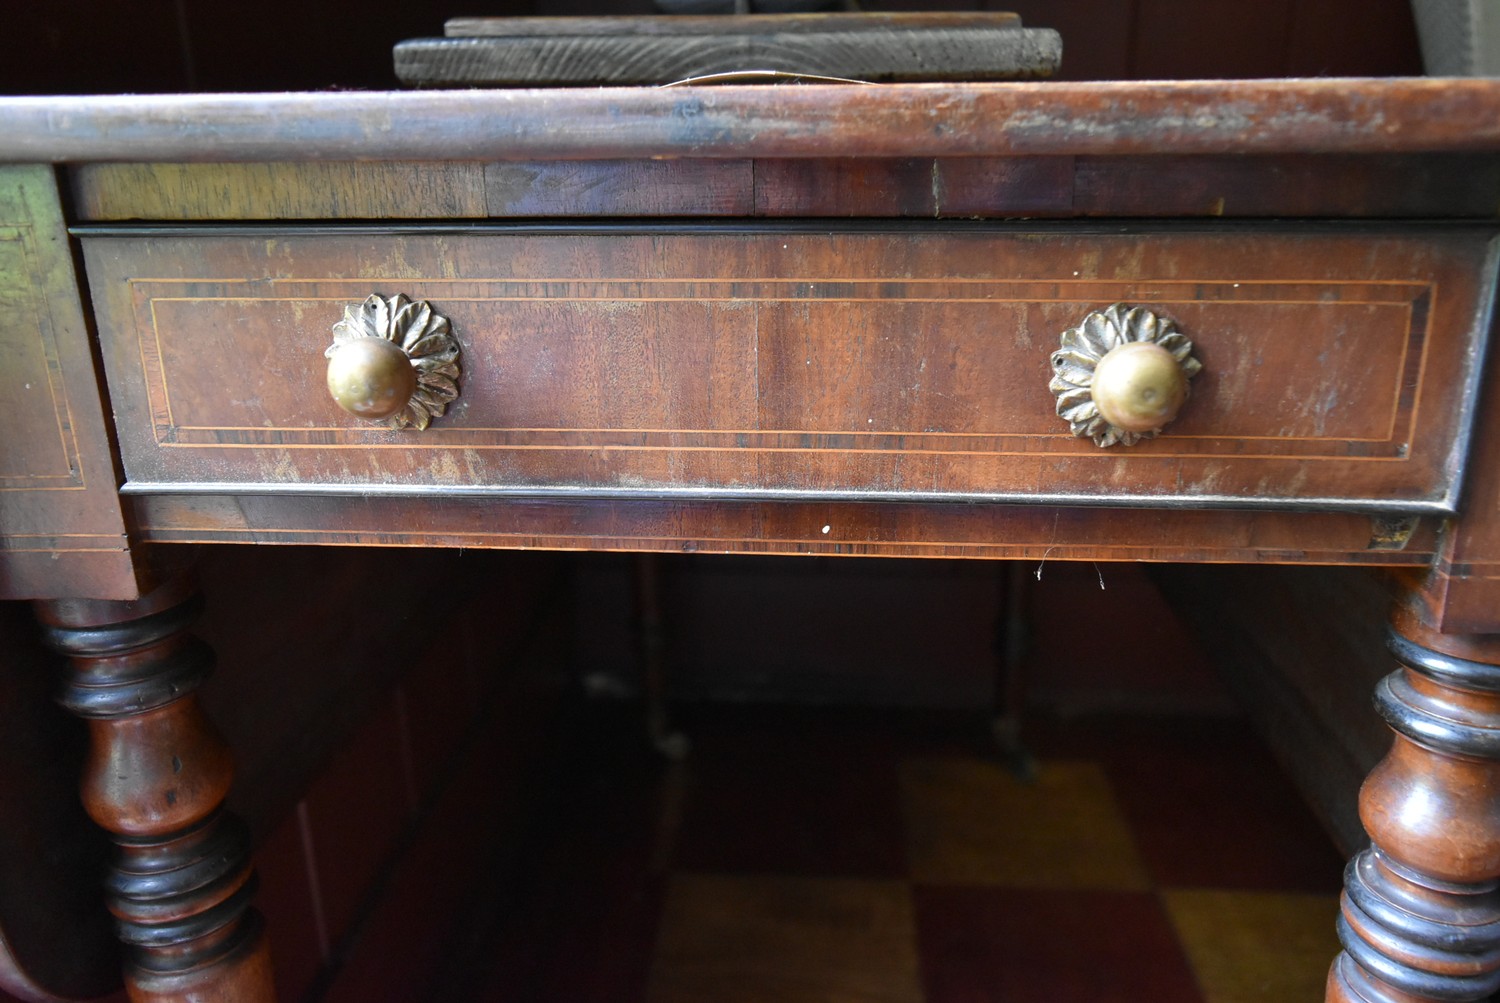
412;448;487;485
262;450;300;483
429;451;464;483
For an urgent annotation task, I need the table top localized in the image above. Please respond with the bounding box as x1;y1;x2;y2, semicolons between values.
4;78;1500;635
2;79;1500;161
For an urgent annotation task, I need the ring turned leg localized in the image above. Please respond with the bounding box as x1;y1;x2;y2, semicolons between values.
1328;613;1500;1003
35;575;275;1002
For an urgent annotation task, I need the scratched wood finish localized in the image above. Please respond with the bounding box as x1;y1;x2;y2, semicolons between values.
69;161;492;222
395;13;1061;86
1399;302;1500;634
82;226;1495;511
444;12;1018;35
128;493;1440;565
1383;204;1500;635
0;166;140;601
11;81;1500;163
67;154;1500;222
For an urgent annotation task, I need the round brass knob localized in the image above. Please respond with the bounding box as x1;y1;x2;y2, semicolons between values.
326;337;417;420
325;294;461;430
1090;341;1188;434
1049;304;1202;448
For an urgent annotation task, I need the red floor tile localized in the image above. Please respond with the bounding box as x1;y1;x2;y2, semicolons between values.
1048;719;1345;892
671;708;910;878
647;874;923;1003
1163;889;1340;1002
914;886;1205;1003
287;698;1348;1001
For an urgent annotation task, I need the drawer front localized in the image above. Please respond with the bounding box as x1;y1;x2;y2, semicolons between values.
82;225;1497;511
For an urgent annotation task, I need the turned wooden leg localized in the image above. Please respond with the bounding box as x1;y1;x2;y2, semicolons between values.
35;574;276;1003
1328;612;1500;1003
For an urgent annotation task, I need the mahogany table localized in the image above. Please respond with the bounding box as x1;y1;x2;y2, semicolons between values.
3;80;1500;1002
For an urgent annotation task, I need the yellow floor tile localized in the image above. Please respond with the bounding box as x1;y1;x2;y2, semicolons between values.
647;873;923;1003
899;757;1151;890
1163;889;1341;1002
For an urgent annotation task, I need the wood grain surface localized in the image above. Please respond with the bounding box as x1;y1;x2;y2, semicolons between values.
39;578;276;1002
127;493;1440;567
443;13;1022;36
1329;614;1500;1002
0;166;140;600
1400;277;1500;634
81;225;1496;512
8;80;1500;163
395;13;1061;86
68;154;1500;222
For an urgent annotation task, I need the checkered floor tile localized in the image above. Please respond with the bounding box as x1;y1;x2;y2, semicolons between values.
474;703;1345;1003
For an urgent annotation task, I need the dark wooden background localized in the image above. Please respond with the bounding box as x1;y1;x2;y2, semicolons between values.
0;0;1420;95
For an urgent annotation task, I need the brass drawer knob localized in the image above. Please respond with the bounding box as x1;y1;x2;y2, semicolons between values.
325;294;461;430
1049;304;1202;447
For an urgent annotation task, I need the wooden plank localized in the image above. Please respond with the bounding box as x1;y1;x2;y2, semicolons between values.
445;12;1023;36
67;154;1500;221
9;81;1500;163
129;493;1440;565
396;14;1060;86
1073;154;1500;218
485;159;754;216
751;157;1075;216
69;162;489;221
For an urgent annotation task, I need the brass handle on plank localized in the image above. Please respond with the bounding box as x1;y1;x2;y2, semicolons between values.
1049;303;1202;448
325;294;461;430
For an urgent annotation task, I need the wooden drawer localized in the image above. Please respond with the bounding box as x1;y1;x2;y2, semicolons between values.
81;224;1497;511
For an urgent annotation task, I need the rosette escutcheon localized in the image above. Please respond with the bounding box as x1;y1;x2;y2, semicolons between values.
1049;303;1202;447
325;293;461;430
